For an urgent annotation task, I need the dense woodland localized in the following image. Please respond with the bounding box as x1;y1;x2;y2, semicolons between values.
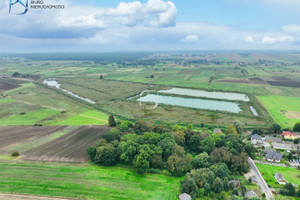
87;119;257;199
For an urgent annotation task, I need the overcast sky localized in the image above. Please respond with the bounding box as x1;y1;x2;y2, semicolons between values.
1;0;300;52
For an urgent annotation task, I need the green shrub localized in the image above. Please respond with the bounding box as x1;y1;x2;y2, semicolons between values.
11;151;19;157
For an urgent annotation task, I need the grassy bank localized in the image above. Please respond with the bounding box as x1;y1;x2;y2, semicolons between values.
0;158;181;200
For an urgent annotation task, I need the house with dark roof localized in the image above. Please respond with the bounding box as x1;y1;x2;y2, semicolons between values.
228;180;241;189
265;136;282;143
251;134;264;146
245;190;257;198
265;150;283;162
275;172;288;185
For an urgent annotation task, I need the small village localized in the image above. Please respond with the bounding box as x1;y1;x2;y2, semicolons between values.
250;130;300;195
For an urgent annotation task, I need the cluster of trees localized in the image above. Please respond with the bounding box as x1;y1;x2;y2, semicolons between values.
181;164;233;198
253;122;300;136
293;122;300;132
280;183;300;198
87;120;256;199
12;72;29;78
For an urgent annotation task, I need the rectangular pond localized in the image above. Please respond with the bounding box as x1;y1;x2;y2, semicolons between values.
159;88;249;102
137;94;242;113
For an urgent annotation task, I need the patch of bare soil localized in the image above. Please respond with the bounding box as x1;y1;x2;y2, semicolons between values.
23;126;111;163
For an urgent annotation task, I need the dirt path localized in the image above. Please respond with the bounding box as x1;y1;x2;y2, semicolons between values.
79;114;107;122
248;157;274;200
0;193;78;200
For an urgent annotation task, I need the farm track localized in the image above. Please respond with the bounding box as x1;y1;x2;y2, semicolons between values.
23;126;111;163
0;193;78;200
79;114;107;122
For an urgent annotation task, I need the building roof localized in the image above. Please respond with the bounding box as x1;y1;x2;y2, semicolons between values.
213;128;223;134
265;136;282;143
179;193;191;200
251;134;262;140
275;172;287;183
228;180;240;187
266;150;283;160
282;131;297;137
245;190;257;198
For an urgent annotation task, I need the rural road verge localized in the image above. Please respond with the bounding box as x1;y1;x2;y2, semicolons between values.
0;193;84;200
247;157;274;200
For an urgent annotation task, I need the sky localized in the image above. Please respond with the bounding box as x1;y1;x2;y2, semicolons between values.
1;0;300;52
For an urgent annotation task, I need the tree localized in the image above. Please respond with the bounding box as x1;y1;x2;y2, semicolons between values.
226;125;238;136
293;122;300;132
134;145;153;173
108;115;117;127
200;136;216;154
231;196;243;200
187;168;216;188
270;124;282;134
101;128;120;142
210;147;232;164
192;152;211;169
133;120;150;134
119;121;133;132
212;177;224;193
204;183;211;196
280;183;296;196
241;185;247;196
12;72;21;77
100;74;104;79
87;147;96;160
210;164;230;180
181;178;198;199
94;144;117;166
233;120;243;135
119;134;141;164
188;134;202;153
158;133;176;160
167;146;192;176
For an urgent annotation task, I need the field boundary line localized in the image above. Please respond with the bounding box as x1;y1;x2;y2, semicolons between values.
79;114;107;122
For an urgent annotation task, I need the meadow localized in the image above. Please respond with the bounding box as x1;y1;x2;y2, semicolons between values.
256;164;300;187
0;158;181;200
258;96;300;128
1;52;300;128
0;81;109;126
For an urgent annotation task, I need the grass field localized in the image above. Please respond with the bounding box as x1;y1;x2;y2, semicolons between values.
256;164;300;187
53;110;108;125
0;82;109;126
258;96;300;128
0;159;181;200
0;98;15;104
0;108;60;126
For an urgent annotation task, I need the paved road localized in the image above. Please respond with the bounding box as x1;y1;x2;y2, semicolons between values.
248;157;274;200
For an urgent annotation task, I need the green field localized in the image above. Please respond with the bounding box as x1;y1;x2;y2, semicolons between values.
0;98;15;104
256;164;300;187
54;110;108;125
0;82;109;126
258;96;300;128
0;158;181;200
1;53;300;128
0;108;60;125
